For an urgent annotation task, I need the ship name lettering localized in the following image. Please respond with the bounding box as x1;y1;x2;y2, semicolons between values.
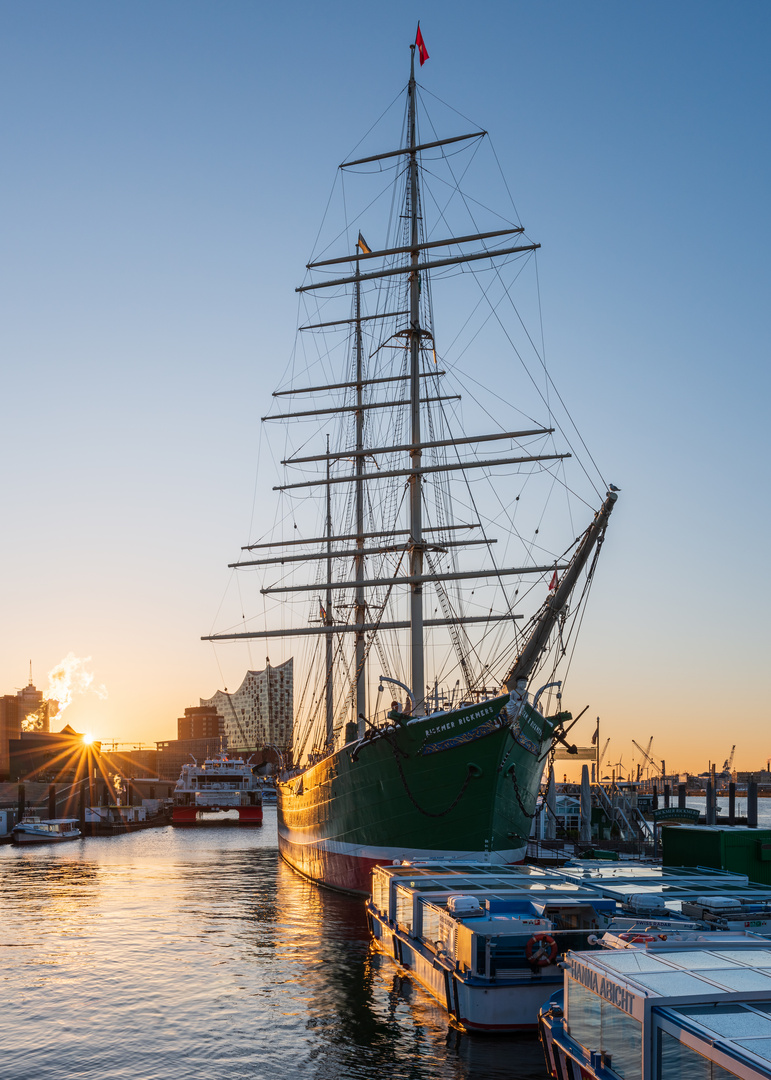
570;962;598;993
570;963;633;1014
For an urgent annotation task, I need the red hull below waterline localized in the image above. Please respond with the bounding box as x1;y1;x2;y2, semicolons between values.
172;805;263;825
278;832;384;896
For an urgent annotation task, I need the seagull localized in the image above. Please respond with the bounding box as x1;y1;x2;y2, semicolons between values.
609;483;621;492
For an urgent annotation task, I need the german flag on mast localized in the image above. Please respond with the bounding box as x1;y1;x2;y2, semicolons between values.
415;23;429;66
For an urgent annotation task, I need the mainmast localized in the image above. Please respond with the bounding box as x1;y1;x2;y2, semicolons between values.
407;44;425;714
354;250;366;736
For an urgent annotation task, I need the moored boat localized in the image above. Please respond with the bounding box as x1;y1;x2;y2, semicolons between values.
12;817;81;844
172;753;263;824
367;860;618;1032
554;862;771;936
540;936;771;1080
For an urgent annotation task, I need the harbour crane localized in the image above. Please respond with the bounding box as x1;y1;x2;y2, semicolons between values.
632;738;664;778
599;738;611;766
633;737;654;780
722;745;736;776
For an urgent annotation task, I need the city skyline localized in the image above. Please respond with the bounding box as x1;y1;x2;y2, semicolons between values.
1;3;769;770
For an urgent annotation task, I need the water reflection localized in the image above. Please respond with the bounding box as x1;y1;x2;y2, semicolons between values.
0;813;547;1079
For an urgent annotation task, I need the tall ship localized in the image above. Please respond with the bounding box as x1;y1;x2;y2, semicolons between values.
204;34;618;894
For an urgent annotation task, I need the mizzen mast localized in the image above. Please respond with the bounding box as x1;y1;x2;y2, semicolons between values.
324;435;334;748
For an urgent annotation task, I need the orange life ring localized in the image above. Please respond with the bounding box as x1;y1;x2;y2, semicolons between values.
525;933;558;966
619;933;658;943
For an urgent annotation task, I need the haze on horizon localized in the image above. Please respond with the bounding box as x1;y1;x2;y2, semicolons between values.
1;2;768;773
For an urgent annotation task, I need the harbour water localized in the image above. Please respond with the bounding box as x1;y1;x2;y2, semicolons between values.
0;808;546;1079
685;796;771;825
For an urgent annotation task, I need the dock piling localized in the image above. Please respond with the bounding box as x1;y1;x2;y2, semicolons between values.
678;783;686;809
748;781;758;828
729;781;736;825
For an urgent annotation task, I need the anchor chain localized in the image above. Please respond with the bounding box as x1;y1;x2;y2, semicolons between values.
387;733;475;818
509;761;540;820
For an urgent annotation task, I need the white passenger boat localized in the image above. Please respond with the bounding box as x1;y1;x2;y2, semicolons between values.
539;935;771;1080
172;754;263;824
12;817;81;844
368;861;636;1032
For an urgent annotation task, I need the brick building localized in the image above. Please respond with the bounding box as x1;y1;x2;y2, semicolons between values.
0;681;59;779
177;706;225;741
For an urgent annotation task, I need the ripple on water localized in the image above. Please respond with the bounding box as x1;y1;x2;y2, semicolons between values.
0;812;547;1079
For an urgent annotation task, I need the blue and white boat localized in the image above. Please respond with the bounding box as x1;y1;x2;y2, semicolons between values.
367;861;654;1032
540;935;771;1080
12;817;81;844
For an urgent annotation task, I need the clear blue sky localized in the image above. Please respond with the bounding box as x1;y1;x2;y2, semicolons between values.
1;2;768;771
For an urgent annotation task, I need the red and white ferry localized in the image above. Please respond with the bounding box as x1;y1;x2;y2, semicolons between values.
172;754;263;825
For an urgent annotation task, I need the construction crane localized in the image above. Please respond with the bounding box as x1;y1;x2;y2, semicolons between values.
599;738;611;766
632;737;654;781
722;745;736;776
632;739;664;778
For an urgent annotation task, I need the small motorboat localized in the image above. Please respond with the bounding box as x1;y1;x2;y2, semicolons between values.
12;817;82;844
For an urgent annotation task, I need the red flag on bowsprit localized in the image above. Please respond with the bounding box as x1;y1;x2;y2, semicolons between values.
549;570;558;591
416;24;429;65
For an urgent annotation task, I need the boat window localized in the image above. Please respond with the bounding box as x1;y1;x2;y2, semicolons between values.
677;1004;771;1039
659;952;741;970
658;1029;740;1080
567;975;642;1080
566;976;601;1050
545;907;597;931
702;968;771;993
371;873;387;915
421;904;442;947
633;971;716;995
600;952;672;975
395;888;413;934
733;1037;771;1062
600;997;641;1080
712;949;771;966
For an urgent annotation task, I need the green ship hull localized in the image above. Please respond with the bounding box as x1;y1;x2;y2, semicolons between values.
277;695;556;895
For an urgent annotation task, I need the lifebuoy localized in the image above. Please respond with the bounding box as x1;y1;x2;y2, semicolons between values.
525;933;558;967
618;933;661;944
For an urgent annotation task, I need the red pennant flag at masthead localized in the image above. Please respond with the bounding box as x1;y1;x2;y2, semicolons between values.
548;569;558;591
416;24;429;66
